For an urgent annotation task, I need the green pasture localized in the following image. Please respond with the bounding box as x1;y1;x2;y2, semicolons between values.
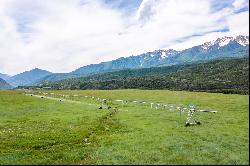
0;90;249;164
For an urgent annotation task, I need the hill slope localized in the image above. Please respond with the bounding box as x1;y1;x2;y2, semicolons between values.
36;73;80;83
38;58;249;94
0;73;11;81
0;78;12;89
7;68;52;87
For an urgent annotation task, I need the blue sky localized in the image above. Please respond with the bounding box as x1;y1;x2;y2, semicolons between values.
104;0;143;10
0;0;249;75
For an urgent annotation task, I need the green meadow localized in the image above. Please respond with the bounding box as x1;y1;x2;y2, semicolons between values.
0;90;249;165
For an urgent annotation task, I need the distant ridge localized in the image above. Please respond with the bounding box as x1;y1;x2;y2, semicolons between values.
0;73;11;81
7;68;52;87
0;78;12;89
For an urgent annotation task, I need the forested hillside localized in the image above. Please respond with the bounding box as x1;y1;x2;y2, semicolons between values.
33;58;249;94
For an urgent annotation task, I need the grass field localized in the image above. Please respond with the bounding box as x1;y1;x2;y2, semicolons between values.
0;90;249;165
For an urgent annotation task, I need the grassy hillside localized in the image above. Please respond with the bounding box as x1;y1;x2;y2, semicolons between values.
0;90;248;164
38;58;249;94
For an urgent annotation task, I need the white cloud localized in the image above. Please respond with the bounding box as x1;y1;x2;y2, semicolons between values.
0;0;249;75
233;0;249;10
226;11;249;36
137;0;158;23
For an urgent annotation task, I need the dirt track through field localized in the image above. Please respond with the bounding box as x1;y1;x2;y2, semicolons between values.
25;94;97;106
25;93;129;112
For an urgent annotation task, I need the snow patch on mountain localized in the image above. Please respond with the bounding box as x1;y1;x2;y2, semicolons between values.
235;35;249;46
201;35;249;50
201;41;215;50
217;37;233;47
161;51;167;58
159;49;179;58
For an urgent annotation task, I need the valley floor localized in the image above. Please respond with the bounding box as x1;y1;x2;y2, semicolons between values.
0;90;249;164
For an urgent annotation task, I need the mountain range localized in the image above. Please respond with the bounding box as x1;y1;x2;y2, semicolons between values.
70;35;249;76
0;35;248;88
27;58;250;95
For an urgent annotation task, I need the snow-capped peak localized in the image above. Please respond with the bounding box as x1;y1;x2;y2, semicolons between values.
201;41;215;50
215;37;234;47
160;49;179;58
161;51;167;58
201;35;249;50
235;35;249;46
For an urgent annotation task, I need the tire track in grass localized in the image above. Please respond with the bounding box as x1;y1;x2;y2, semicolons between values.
25;93;127;164
25;94;127;145
25;94;97;106
75;107;127;164
81;107;123;146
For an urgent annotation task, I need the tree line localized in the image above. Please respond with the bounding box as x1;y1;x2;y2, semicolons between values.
20;58;249;95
